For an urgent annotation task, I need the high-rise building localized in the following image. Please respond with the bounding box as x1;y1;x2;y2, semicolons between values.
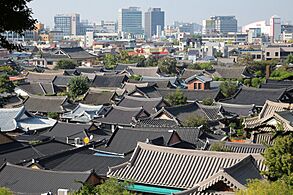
144;8;165;39
118;7;143;35
270;15;281;42
54;13;80;36
202;16;237;34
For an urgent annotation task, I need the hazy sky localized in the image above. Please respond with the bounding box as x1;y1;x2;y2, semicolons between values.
29;0;293;28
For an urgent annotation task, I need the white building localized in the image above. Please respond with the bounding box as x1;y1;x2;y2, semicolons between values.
242;20;270;35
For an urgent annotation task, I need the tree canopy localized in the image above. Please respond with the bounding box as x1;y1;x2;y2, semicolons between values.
263;134;293;184
0;74;15;93
73;178;132;195
165;89;187;106
286;54;293;65
54;60;77;70
182;115;208;128
219;81;238;98
68;76;89;100
236;179;292;195
157;57;177;75
0;0;37;50
0;187;13;195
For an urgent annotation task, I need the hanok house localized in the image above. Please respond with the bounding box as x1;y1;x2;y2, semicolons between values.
243;100;293;145
95;105;150;131
28;142;129;178
23;95;70;116
15;82;58;96
0;163;99;195
185;74;212;90
42;47;96;67
82;90;118;106
243;100;293;144
95;127;181;156
61;103;103;123
220;86;291;108
42;122;100;146
117;95;166;114
136;102;224;129
107;142;265;195
92;74;129;89
0;106;56;133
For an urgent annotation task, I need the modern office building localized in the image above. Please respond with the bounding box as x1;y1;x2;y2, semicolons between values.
144;8;165;39
270;15;281;42
54;13;80;36
118;7;143;35
203;16;237;34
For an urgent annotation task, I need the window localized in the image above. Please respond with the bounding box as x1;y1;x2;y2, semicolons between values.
266;52;270;57
257;55;261;59
198;83;202;90
275;52;279;57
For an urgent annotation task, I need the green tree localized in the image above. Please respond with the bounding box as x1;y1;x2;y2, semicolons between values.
165;89;187;106
0;187;13;195
129;74;142;81
202;98;214;106
210;141;232;152
219;81;238;98
0;66;18;76
0;74;15;93
96;178;132;195
158;57;177;75
198;62;213;70
73;181;98;195
0;0;37;50
145;56;159;67
183;115;208;128
54;60;77;70
237;179;292;195
68;76;89;100
47;112;58;119
251;78;261;88
263;134;293;184
286;54;293;65
243;79;251;86
103;54;118;69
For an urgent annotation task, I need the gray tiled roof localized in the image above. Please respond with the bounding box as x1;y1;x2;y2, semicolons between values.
157;88;224;102
0;139;74;165
52;76;74;87
98;127;174;155
24;95;68;113
220;86;286;107
18;82;56;95
128;66;160;77
0;106;56;132
61;47;95;59
0;163;93;194
61;103;103;122
212;66;250;79
92;75;128;88
218;102;256;117
108;142;265;190
82;90;115;105
42;122;94;143
118;95;164;114
207;140;266;153
95;105;148;126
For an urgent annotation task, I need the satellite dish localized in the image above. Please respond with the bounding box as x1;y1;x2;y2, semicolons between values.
89;135;94;140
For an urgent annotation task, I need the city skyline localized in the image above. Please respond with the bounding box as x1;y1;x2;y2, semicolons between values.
29;0;293;28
